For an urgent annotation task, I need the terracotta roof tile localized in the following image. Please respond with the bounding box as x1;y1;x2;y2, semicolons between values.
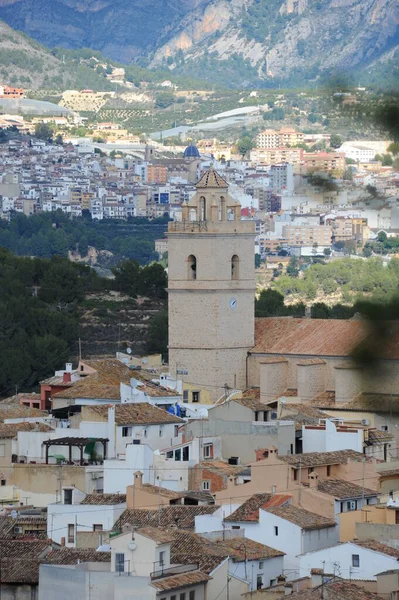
43;548;111;565
151;570;211;592
0;404;47;420
353;540;399;558
317;479;377;499
0;540;50;583
312;393;399;414
266;505;336;530
368;428;394;442
251;318;373;357
287;580;383;599
113;506;219;532
81;493;126;505
85;403;184;426
199;460;249;477
137;527;175;544
195;167;227;189
279;450;367;468
225;493;291;522
0;422;53;439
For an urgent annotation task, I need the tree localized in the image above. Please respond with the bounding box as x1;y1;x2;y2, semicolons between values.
155;92;175;109
330;134;342;149
34;122;53;141
343;240;357;256
112;260;141;296
323;248;331;256
311;303;331;318
147;310;168;359
388;142;399;155
138;263;167;299
255;289;285;317
287;256;299;278
363;246;373;258
236;136;253;159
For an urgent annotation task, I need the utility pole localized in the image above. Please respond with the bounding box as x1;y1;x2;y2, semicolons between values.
361;456;365;504
79;337;82;361
298;457;302;505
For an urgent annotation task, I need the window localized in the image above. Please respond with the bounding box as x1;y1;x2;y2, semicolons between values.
231;255;239;280
0;480;6;487
64;489;73;505
174;425;179;437
203;444;213;459
188;255;197;280
189;592;195;600
159;551;165;567
290;444;294;455
347;500;357;511
122;426;132;437
192;391;200;403
182;446;189;461
166;451;173;459
395;510;399;525
180;594;186;600
0;445;5;457
93;524;103;532
183;391;189;403
171;597;176;600
274;526;278;536
259;561;264;570
270;579;277;587
352;554;360;568
257;575;263;590
67;524;75;544
293;469;298;481
115;553;125;573
202;481;210;491
175;448;181;461
327;465;331;477
232;525;240;530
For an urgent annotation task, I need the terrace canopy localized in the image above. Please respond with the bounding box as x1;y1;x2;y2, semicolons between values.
42;437;108;465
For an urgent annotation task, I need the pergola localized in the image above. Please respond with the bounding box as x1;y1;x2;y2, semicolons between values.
42;437;108;466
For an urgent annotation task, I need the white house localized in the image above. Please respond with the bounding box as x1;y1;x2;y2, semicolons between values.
299;540;399;580
47;489;126;547
204;495;339;581
302;419;363;454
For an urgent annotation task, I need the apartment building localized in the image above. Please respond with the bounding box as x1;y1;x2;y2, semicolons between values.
147;164;168;184
327;216;369;244
282;224;332;246
251;147;303;165
256;127;304;149
301;152;346;175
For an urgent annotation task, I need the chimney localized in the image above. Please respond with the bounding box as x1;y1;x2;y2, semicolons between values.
308;471;319;488
63;372;71;384
65;363;73;373
61;537;65;546
134;471;143;489
310;568;323;588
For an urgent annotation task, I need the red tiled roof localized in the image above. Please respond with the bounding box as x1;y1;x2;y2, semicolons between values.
225;493;291;522
251;318;399;359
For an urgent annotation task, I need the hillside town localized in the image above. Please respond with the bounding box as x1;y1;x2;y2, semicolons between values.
0;119;398;267
0;155;398;599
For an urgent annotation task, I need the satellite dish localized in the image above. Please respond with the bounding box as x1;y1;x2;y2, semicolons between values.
126;348;132;355
10;510;18;519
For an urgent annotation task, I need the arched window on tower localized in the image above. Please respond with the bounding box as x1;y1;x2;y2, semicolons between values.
188;255;197;280
200;196;206;221
231;255;239;280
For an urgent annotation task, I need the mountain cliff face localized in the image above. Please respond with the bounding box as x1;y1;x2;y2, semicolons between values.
0;0;397;86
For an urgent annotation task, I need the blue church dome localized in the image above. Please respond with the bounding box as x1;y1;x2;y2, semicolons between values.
183;143;201;159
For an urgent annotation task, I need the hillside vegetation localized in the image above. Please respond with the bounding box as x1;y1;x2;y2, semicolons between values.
273;257;399;305
0;0;397;89
0;249;168;398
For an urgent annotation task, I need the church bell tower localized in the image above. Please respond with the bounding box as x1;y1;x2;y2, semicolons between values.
167;167;255;402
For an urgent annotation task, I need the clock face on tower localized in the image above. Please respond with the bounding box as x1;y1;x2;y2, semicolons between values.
229;297;237;311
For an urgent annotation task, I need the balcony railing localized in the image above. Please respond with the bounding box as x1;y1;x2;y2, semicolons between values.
150;563;199;580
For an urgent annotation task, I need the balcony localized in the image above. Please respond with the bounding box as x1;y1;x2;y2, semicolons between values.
150;563;199;581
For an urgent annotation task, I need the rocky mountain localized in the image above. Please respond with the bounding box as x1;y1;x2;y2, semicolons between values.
0;0;398;87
